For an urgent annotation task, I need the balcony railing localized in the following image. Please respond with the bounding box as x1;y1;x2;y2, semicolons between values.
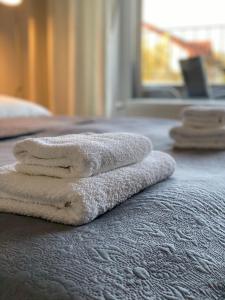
142;23;225;85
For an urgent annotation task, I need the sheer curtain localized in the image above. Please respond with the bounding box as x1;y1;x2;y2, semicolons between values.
105;0;141;116
47;0;140;117
46;0;105;116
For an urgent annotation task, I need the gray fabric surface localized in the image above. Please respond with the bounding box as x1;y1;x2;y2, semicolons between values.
0;117;225;300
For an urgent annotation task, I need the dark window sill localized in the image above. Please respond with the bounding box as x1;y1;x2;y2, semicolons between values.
141;84;225;99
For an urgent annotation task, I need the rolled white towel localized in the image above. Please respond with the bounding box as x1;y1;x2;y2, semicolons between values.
14;132;152;178
170;125;225;149
0;151;175;225
182;106;225;129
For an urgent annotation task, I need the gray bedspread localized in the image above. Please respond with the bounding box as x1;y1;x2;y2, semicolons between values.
0;117;225;300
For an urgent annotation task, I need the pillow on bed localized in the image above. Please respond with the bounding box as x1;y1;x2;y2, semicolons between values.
0;95;52;118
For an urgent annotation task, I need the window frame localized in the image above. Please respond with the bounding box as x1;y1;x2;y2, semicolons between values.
134;0;225;100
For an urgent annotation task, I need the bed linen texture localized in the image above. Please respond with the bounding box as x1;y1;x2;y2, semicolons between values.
0;117;225;300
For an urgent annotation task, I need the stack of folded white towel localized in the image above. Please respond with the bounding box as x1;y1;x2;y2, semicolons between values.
170;106;225;149
0;132;175;225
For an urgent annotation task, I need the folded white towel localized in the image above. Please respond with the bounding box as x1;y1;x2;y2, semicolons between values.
170;126;225;149
14;132;152;178
0;151;175;225
182;106;225;129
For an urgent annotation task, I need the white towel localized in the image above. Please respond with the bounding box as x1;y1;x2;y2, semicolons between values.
0;151;175;225
170;126;225;149
182;106;225;129
14;132;152;178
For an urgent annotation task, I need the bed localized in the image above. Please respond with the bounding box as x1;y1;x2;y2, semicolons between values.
0;116;225;300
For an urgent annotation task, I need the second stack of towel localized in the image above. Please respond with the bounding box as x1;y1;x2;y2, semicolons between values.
170;106;225;149
0;132;175;225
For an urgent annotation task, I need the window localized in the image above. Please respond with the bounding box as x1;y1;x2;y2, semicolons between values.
141;0;225;98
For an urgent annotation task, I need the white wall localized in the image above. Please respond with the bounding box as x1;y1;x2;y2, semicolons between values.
0;0;49;107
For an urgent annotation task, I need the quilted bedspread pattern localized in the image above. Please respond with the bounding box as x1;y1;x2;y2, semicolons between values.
0;117;225;300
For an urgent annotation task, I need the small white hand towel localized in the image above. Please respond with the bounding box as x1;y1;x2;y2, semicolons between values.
0;151;175;225
182;106;225;129
170;126;225;149
14;132;152;178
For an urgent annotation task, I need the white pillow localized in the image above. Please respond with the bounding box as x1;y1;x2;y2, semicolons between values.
0;95;52;118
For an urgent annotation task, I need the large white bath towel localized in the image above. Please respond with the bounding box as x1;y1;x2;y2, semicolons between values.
0;151;175;225
182;106;225;129
170;126;225;149
14;132;152;178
